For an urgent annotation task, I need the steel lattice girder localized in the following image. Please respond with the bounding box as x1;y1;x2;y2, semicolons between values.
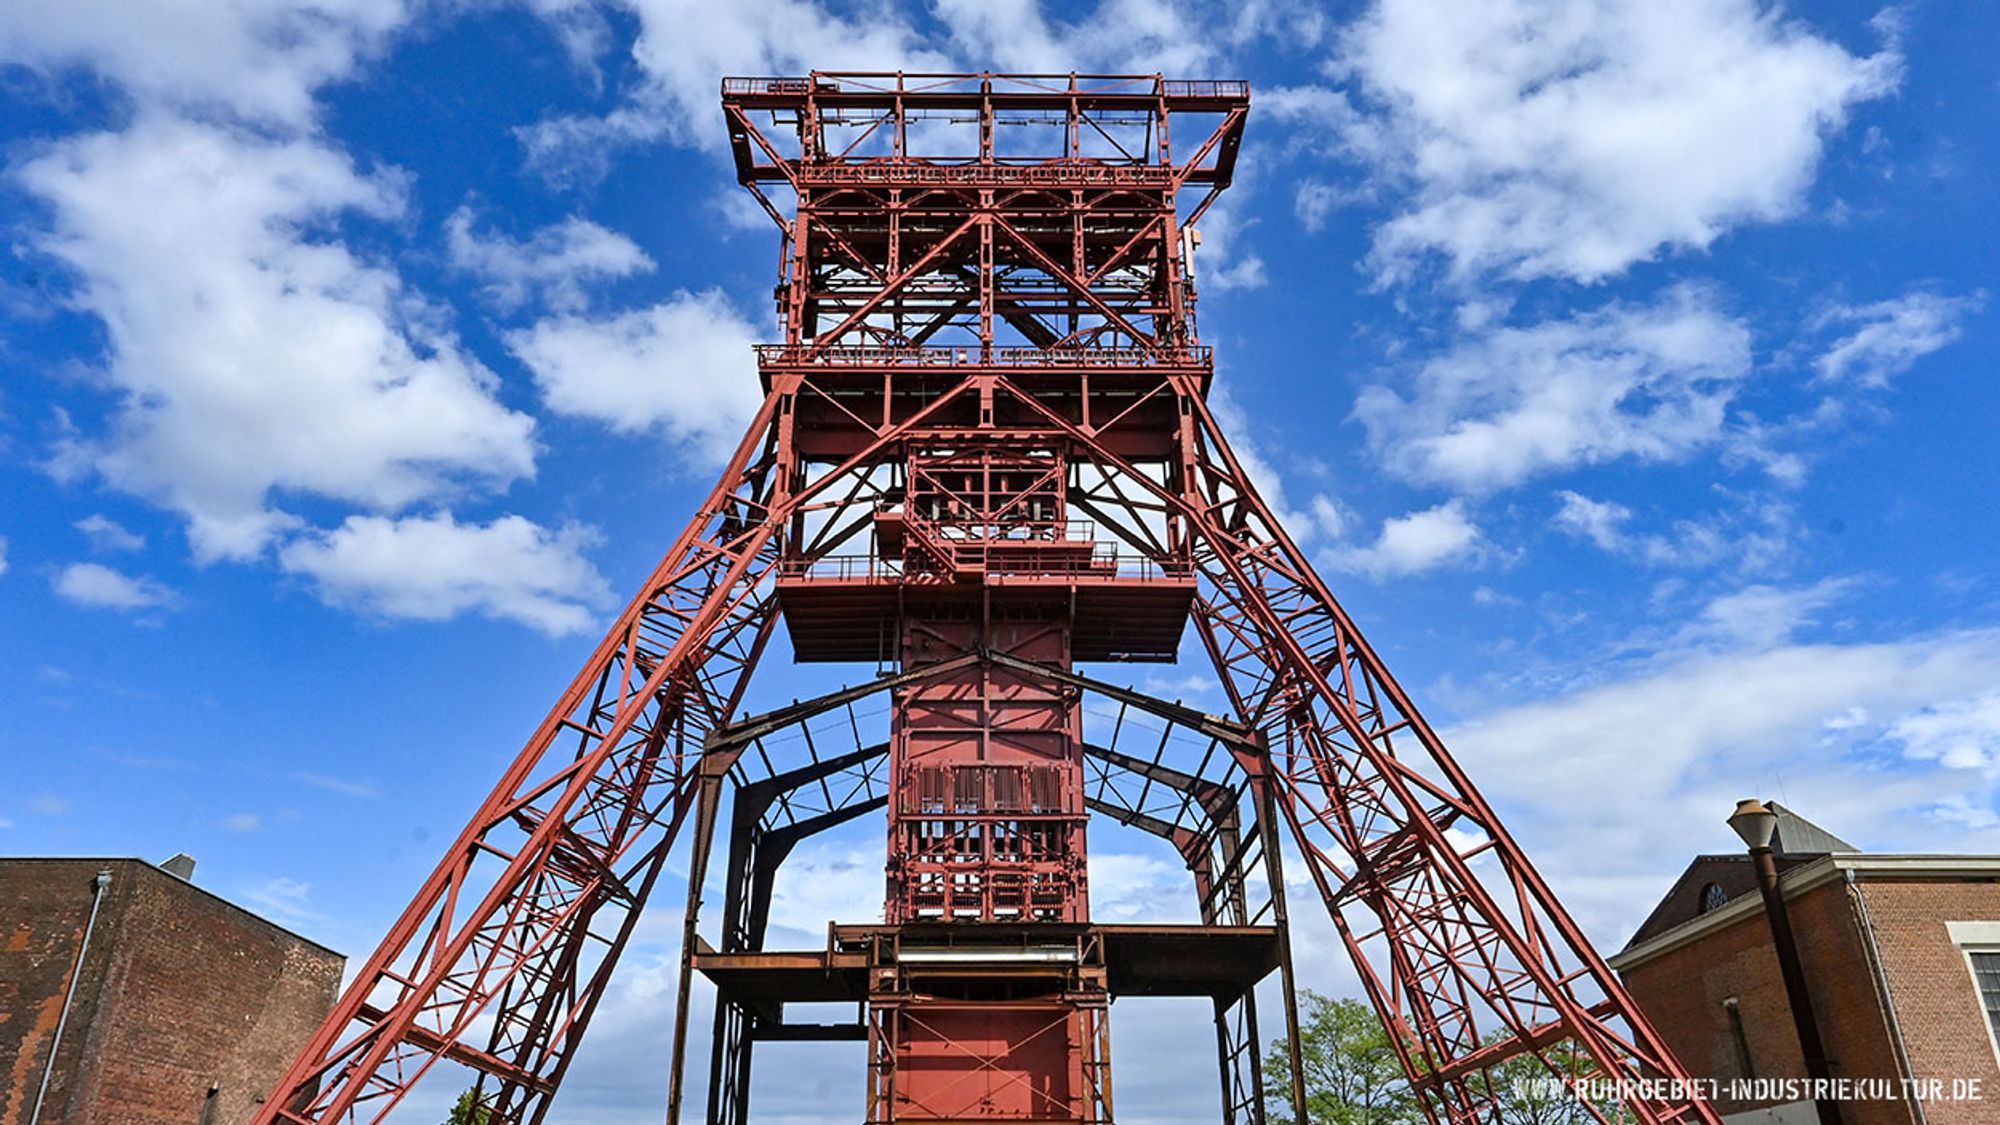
255;375;1717;1125
254;71;1719;1125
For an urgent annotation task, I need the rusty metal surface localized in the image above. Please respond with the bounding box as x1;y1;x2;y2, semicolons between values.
255;69;1718;1125
693;924;1278;1003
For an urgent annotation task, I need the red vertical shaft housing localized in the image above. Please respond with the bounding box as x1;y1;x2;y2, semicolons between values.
742;73;1241;1123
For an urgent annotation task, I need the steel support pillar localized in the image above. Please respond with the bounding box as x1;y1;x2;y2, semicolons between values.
254;71;1721;1125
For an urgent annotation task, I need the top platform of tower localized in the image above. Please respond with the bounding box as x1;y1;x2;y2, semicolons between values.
720;71;1249;190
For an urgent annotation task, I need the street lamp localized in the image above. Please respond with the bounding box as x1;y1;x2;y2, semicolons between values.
1728;798;1842;1125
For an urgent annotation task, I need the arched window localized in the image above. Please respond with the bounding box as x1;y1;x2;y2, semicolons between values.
1699;882;1729;914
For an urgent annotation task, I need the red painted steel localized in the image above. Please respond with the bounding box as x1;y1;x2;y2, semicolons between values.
887;1002;1096;1120
255;72;1721;1125
890;623;1086;926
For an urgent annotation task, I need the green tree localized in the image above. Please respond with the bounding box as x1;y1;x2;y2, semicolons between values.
1264;991;1421;1125
445;1089;494;1125
1264;998;1625;1125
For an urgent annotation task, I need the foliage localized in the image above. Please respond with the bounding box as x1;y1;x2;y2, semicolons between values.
445;1089;494;1125
1264;991;1420;1125
1265;995;1621;1125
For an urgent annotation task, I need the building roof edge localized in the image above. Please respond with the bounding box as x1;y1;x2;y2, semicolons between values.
1609;854;2000;972
0;856;345;960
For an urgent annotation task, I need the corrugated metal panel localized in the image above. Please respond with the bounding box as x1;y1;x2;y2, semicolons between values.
1769;802;1859;855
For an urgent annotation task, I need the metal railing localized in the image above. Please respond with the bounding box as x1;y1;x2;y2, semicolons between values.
908;517;1096;543
791;160;1176;186
755;344;1211;369
725;74;1248;101
722;77;822;95
778;552;1192;583
1161;79;1251;99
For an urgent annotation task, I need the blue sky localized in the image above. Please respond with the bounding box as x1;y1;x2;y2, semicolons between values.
2;0;1997;1120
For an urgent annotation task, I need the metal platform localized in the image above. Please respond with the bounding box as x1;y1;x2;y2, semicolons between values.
695;923;1280;1005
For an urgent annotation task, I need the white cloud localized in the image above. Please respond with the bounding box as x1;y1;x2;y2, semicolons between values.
516;0;615;75
1306;494;1350;542
763;839;886;942
1294;179;1356;234
223;812;263;832
1356;288;1752;491
22;117;537;560
1673;578;1853;650
0;536;8;576
1927;796;2000;832
518;0;951;176
1327;0;1899;283
75;513;145;552
934;0;1216;80
240;875;320;925
932;0;1066;71
1188;201;1267;292
1552;490;1630;552
1090;849;1202;923
444;206;653;313
0;0;411;125
1330;498;1483;578
507;288;766;466
52;561;178;610
1205;383;1345;545
1552;489;1796;573
279;512;612;636
1451;623;2000;940
1812;290;1982;387
1886;689;2000;776
292;771;381;799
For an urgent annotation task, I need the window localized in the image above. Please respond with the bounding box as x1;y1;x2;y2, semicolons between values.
1722;997;1755;1079
1946;922;2000;1066
1698;882;1729;914
1972;951;2000;1041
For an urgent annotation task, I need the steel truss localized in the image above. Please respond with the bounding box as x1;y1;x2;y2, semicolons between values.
678;657;1308;1125
257;71;1717;1125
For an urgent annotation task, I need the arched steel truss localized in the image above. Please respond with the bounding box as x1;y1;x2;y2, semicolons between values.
679;653;1310;1125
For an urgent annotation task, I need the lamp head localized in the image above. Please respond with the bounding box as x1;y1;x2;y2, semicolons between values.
1727;798;1779;851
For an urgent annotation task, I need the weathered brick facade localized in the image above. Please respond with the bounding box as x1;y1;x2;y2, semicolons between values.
0;859;344;1124
1856;880;2000;1117
1613;856;2000;1125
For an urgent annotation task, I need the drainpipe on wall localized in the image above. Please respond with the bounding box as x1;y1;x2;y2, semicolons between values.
29;868;113;1125
1729;799;1842;1125
1847;867;1927;1125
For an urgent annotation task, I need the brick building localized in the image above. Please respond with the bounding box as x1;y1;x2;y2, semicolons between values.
0;857;344;1124
1611;805;2000;1125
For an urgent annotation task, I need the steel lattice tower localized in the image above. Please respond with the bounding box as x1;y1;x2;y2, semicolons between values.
256;73;1721;1125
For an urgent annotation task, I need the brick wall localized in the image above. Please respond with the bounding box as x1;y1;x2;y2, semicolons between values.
0;859;343;1124
1621;870;2000;1125
0;864;109;1124
1620;878;1908;1124
1853;880;2000;1125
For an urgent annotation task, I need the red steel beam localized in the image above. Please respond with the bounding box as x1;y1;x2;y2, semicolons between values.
256;71;1718;1125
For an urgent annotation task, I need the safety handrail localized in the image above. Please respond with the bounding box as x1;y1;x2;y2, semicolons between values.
756;345;1211;368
